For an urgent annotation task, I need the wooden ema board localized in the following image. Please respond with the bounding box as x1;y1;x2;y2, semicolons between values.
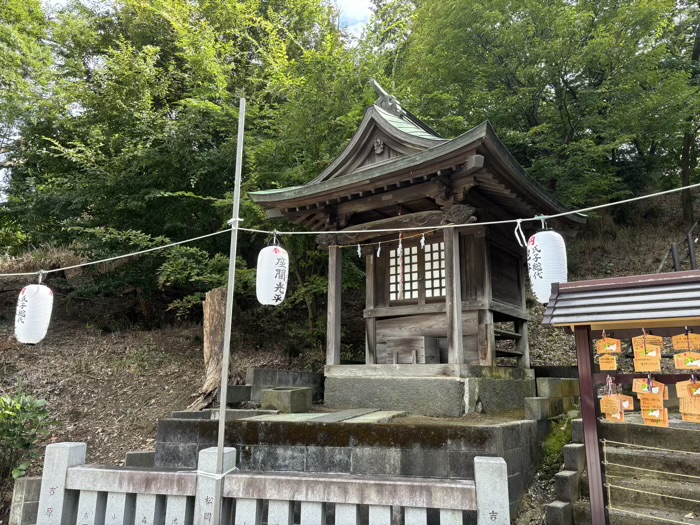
634;356;661;372
632;334;664;351
682;413;700;423
673;352;700;370
600;395;621;414
633;344;661;359
605;411;624;423
596;338;622;354
680;398;700;414
599;355;617;371
633;378;665;396
676;380;700;398
672;333;700;351
642;408;669;427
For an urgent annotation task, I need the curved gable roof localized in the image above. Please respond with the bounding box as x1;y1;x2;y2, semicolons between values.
309;105;446;184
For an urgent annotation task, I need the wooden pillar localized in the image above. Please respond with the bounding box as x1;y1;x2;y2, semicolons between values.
444;227;464;364
365;251;377;364
575;325;608;525
475;232;494;366
515;320;530;368
326;246;342;365
516;256;530;368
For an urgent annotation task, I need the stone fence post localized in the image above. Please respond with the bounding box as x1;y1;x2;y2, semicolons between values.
37;443;87;525
194;447;237;525
475;456;510;525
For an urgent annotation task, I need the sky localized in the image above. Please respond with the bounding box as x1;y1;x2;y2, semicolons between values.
335;0;372;39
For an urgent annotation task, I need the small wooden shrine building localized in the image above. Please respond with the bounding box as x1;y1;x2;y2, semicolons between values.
251;83;583;415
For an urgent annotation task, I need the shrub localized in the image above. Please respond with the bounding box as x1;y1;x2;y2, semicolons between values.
0;385;55;481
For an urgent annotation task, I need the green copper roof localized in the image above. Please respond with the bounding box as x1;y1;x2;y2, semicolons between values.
374;106;443;141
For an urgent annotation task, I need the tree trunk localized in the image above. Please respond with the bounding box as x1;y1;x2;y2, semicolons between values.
188;287;227;411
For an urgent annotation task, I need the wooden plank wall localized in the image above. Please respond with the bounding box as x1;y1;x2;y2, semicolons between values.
375;312;480;365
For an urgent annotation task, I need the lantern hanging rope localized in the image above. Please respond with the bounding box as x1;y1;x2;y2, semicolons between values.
1;181;700;279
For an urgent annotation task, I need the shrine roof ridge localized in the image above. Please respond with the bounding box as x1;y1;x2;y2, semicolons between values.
249;119;583;227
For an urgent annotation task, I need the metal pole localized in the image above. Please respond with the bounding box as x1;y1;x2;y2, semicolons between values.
212;98;246;525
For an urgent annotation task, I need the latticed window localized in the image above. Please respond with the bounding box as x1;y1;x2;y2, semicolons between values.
425;241;446;297
389;241;446;302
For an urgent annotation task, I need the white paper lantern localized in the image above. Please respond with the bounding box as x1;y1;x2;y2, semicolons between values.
15;284;54;344
527;230;567;304
256;245;289;305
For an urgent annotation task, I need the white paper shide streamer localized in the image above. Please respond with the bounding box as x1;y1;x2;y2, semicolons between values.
15;284;54;344
527;231;567;304
256;246;289;305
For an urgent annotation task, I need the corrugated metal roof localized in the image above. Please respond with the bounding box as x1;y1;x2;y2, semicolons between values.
374;106;443;141
543;270;700;328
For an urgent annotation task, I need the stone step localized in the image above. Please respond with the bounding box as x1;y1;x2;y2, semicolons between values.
605;474;700;514
580;472;700;514
343;410;406;423
604;444;700;480
573;500;700;525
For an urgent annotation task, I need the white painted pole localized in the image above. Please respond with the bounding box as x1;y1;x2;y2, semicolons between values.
213;97;246;525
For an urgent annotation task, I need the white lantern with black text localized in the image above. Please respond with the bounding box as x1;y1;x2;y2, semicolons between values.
527;230;567;304
256;245;289;305
15;284;54;344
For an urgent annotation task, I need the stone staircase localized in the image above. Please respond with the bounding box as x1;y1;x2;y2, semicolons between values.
546;417;700;525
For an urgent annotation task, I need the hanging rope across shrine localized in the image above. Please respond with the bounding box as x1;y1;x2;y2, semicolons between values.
1;180;700;279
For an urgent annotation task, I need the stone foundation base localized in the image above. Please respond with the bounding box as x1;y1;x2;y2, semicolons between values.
324;366;536;417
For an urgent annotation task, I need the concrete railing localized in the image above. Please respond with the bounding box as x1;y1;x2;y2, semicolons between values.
14;442;510;525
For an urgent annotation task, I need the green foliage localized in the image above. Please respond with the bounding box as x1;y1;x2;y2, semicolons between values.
541;415;574;478
398;0;700;208
0;385;55;482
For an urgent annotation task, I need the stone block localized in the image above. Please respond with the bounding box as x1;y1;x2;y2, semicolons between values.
545;501;572;525
247;368;323;402
465;378;536;414
525;397;562;420
503;448;523;476
351;447;401;476
400;449;449;478
563;444;586;473
447;450;480;479
554;471;580;503
258;446;306;472
218;385;252;406
571;419;584;444
561;397;578;412
261;387;312;413
537;378;562;398
305;446;351;473
474;457;510;525
154;443;199;469
124;451;155;467
507;472;524;503
10;477;42;525
325;376;465;417
170;411;209;420
156;419;200;443
562;379;580;396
